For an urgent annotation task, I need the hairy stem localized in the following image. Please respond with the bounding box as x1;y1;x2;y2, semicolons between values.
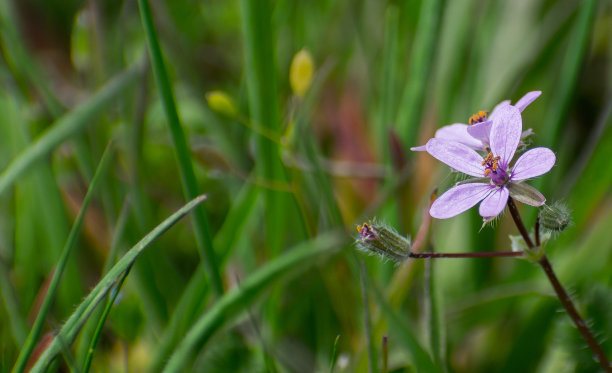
538;256;610;370
409;251;522;259
507;198;611;371
507;197;534;248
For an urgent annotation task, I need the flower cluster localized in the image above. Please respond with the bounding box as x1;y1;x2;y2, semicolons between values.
412;91;556;220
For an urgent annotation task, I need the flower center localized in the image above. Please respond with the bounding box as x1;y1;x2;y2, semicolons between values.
357;222;377;240
468;110;488;125
482;152;507;185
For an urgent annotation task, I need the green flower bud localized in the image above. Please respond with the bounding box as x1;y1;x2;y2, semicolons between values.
205;90;237;117
356;220;411;263
289;49;314;98
539;202;571;233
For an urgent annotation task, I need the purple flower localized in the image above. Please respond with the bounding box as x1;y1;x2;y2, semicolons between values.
424;105;555;219
411;91;541;152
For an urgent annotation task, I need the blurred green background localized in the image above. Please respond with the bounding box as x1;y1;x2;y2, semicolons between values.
0;0;611;372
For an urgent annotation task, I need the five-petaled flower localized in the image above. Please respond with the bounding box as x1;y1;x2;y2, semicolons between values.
422;104;556;219
411;91;541;152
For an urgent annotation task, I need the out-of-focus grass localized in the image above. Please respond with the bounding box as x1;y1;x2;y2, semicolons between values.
0;0;610;372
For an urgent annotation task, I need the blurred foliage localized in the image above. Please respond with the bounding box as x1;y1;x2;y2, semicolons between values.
0;0;611;372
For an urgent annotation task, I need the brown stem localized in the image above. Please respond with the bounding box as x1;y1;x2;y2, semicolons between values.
507;197;534;248
538;256;611;371
507;198;611;371
409;251;522;259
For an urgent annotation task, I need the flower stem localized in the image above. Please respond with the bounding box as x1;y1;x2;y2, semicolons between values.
409;251;522;259
507;197;534;247
506;197;611;371
538;256;611;371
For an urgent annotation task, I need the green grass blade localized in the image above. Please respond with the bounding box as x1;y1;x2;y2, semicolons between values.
541;0;596;148
396;0;442;147
27;195;207;373
75;198;131;363
150;183;259;371
0;258;27;346
240;0;290;254
425;259;445;370
367;272;442;373
329;334;340;373
12;144;115;373
378;4;399;159
360;261;378;373
82;265;132;373
149;266;210;373
137;0;222;295
162;232;343;373
213;182;259;261
0;64;140;197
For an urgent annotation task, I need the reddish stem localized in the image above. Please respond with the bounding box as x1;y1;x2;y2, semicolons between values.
409;251;522;259
507;198;611;371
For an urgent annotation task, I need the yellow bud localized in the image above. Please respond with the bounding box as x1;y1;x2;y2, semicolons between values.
205;90;237;117
289;49;314;97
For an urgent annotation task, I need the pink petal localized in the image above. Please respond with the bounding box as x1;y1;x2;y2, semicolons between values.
478;187;509;217
466;120;492;144
435;123;483;149
426;139;485;177
489;105;522;168
410;145;427;151
514;91;541;112
430;183;493;219
511;147;556;181
488;100;511;121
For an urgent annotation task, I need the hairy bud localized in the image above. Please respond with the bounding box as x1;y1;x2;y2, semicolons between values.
539;201;571;233
356;220;411;263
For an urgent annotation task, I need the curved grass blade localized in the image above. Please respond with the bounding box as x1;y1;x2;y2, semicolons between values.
0;64;140;197
162;232;343;373
76;198;131;364
150;183;259;371
82;265;132;373
137;0;222;295
26;195;207;373
12;143;115;373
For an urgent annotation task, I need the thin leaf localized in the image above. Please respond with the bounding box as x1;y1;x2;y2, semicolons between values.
162;232;343;373
0;65;140;197
137;0;222;295
27;195;207;373
13;143;115;373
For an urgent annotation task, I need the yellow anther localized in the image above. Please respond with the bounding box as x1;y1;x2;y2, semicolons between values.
484;169;491;177
482;153;493;166
357;222;369;233
491;156;500;171
469;110;489;125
